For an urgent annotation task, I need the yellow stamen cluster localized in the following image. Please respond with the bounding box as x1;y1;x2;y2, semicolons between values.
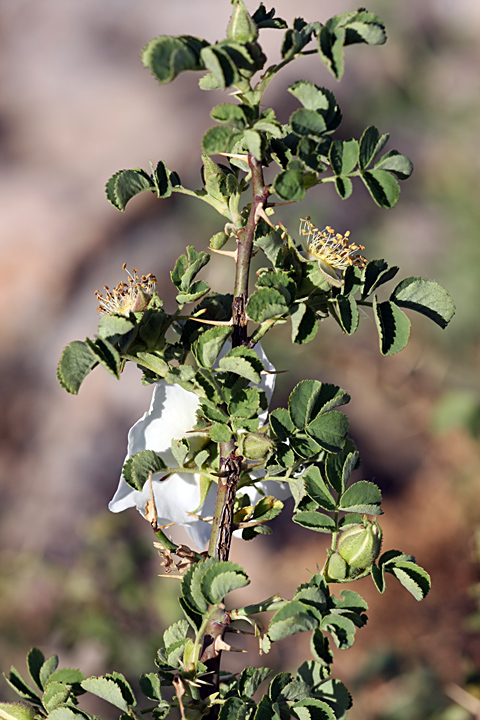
95;264;157;315
300;217;367;272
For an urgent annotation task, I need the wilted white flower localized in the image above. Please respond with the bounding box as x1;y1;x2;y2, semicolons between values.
109;344;290;549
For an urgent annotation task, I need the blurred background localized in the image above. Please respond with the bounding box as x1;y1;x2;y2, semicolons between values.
1;0;480;718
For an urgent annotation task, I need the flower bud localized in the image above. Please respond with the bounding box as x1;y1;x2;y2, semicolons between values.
227;0;258;43
325;516;382;582
237;432;274;460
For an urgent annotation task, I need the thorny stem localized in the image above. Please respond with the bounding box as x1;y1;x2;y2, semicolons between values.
201;157;269;715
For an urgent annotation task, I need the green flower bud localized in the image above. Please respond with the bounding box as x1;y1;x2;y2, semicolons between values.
227;0;258;43
326;516;382;582
0;703;37;720
237;432;274;460
209;231;229;250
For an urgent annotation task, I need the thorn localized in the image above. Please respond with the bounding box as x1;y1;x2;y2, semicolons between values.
189;317;234;326
211;247;238;260
255;205;276;229
218;152;249;161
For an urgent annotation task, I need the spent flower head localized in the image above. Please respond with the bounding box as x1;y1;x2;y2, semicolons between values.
95;264;157;315
300;217;367;285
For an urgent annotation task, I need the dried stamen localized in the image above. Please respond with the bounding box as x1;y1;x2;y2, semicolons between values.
95;265;157;315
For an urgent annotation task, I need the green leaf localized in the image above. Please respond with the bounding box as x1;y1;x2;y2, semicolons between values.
201;561;249;604
105;169;154;211
46;710;84;720
361;169;400;208
293;512;336;533
273;170;306;202
269;408;295;441
219;346;264;383
122;450;167;492
177;278;211;303
288;81;333;112
291;698;336;720
238;667;273;700
43;682;70;712
182;557;219;614
39;656;59;690
209;422;232;443
290;108;327;139
218;697;249;720
57;341;97;395
202;126;238;154
388;560;431;601
244;129;263;161
329;139;358;176
269;601;318;641
3;669;41;704
46;668;85;686
391;277;455;329
0;704;37;720
139;673;163;702
193;326;233;369
339;480;382;514
211;103;247;130
374;150;413;179
335;295;359;335
324;440;359;494
334;175;353;200
321;614;357;650
317;25;346;80
306;411;349;454
246;287;288;323
81;677;129;712
252;5;287;30
200;45;239;89
289;380;349;430
303;467;335;511
361;260;399;298
152;160;174;198
228;388;260;419
97;314;135;343
85;337;121;378
141;35;206;84
358;126;389;170
26;649;44;691
290;303;319;344
373;297;411;355
171;245;210;291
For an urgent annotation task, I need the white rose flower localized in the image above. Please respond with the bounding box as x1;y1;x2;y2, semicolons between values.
109;344;290;549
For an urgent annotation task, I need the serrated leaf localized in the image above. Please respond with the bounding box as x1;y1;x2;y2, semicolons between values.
391;277;455;329
239;667;273;700
273;170;306;202
303;467;335;511
321;614;357;649
4;669;41;704
57;341;97;395
46;710;83;720
324;440;359;494
293;512;336;533
177;281;210;305
209;422;232;443
201;561;249;604
39;656;59;690
290;303;318;344
202;126;239;154
142;35;206;84
152;160;173;198
163;619;190;652
388;561;431;601
218;697;249;720
361;260;399;298
47;669;85;686
290;109;327;138
317;25;345;80
85;337;120;379
97;314;135;342
193;326;233;369
181;557;217;614
244;129;263;161
228;387;260;419
358;126;389;170
200;45;238;90
26;649;44;691
269;601;318;641
373;297;411;355
139;673;163;702
106;169;154;211
0;703;37;720
218;349;263;384
334;176;353;200
247;287;288;322
288;81;330;112
81;677;129;712
329;139;358;175
335;295;359;335
310;628;333;665
43;682;70;712
361;169;400;208
291;698;336;720
289;380;350;429
374;150;413;179
269;408;295;441
211;103;247;130
339;480;382;514
123;450;167;492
